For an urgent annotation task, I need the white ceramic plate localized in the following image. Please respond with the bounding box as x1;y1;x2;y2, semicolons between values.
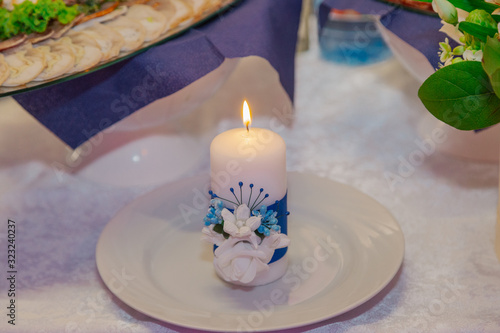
96;172;404;331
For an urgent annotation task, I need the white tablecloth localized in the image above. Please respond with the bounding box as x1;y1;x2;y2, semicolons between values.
0;21;499;333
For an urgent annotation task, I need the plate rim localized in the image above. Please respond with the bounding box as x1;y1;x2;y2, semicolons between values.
96;172;405;332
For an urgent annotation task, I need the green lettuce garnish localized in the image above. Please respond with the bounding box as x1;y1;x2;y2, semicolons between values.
0;0;80;40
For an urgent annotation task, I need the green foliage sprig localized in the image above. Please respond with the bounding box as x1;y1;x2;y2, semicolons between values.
416;0;500;130
0;0;80;40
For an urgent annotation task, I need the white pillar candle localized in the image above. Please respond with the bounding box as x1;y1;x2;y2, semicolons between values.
210;127;287;207
206;101;289;286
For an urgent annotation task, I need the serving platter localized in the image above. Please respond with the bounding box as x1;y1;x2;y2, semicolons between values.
0;0;242;98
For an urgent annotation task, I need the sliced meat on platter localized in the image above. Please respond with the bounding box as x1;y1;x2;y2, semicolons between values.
156;0;194;33
104;16;147;52
34;42;75;81
0;0;233;87
0;34;27;52
125;5;168;41
186;0;212;18
2;45;46;87
77;24;125;61
209;0;223;8
26;29;55;45
78;1;121;25
65;33;103;73
51;13;86;39
0;55;9;85
73;6;128;32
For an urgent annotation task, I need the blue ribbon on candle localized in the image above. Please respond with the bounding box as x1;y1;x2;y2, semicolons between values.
264;194;288;264
212;193;288;264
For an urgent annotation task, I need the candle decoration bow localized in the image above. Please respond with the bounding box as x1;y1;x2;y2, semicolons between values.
202;100;290;286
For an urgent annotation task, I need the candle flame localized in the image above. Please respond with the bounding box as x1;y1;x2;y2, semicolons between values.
242;100;251;131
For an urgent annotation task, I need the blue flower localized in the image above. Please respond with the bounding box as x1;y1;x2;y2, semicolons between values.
204;199;224;226
253;205;281;235
211;199;224;211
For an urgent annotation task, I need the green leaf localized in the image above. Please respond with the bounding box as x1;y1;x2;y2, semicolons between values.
483;37;500;98
255;230;266;240
448;0;499;14
418;61;500;130
213;224;223;234
489;69;500;99
458;21;498;42
483;36;500;76
212;223;230;239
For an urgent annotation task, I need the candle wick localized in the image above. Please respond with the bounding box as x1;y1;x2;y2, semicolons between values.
246;123;249;132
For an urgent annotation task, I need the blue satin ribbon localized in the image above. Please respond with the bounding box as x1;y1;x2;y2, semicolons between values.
213;193;288;264
266;194;288;263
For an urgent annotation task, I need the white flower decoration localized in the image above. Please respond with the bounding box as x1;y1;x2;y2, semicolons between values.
438;38;453;63
463;49;483;62
203;203;290;285
214;238;272;284
260;231;290;251
443;56;454;67
432;0;458;25
438;8;467;44
221;204;261;238
201;224;225;246
213;230;289;284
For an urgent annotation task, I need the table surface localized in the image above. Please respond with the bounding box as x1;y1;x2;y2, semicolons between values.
0;17;500;333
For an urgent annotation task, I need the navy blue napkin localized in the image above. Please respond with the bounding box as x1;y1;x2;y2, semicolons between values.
14;0;302;149
319;0;457;69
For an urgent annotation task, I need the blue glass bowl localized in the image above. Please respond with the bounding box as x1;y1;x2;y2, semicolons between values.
318;15;392;65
